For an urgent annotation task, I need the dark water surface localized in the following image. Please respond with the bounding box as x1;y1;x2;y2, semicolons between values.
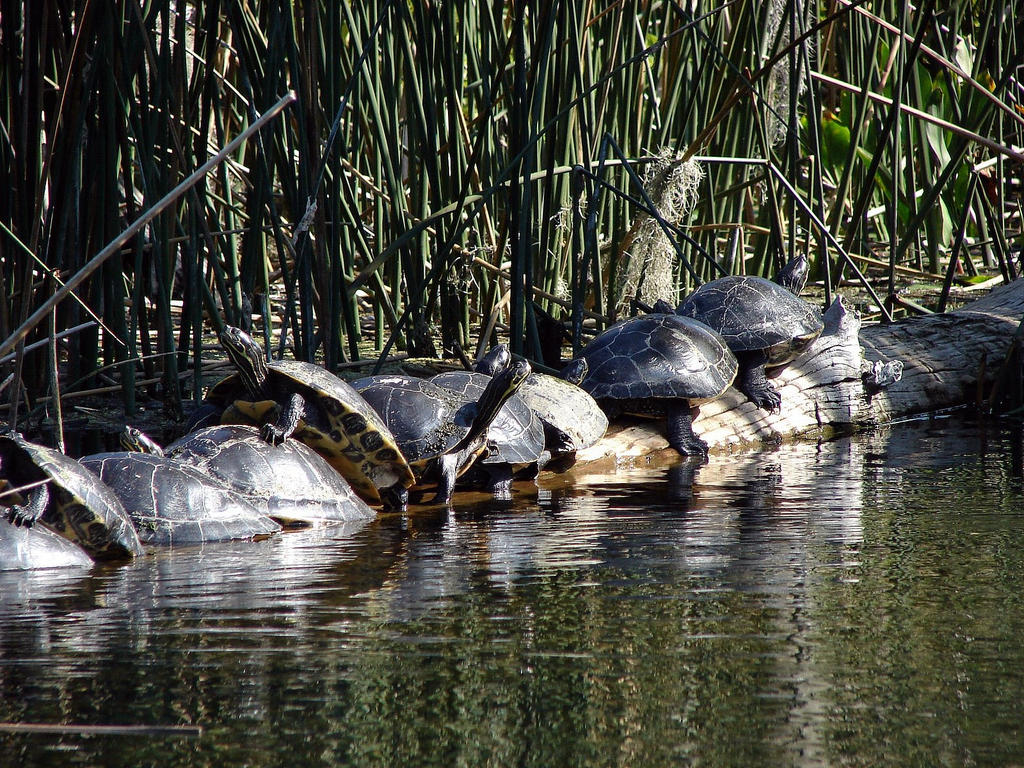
2;417;1023;767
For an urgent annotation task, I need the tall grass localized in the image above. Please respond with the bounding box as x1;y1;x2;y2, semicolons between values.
1;0;1021;433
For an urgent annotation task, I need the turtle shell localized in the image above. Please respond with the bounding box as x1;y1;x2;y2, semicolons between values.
208;358;415;503
518;372;607;455
80;452;280;546
351;375;482;485
0;434;142;560
676;275;823;368
162;425;375;527
577;313;737;405
428;370;545;468
1;522;95;570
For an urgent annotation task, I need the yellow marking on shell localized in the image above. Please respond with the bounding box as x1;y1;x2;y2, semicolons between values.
221;396;413;504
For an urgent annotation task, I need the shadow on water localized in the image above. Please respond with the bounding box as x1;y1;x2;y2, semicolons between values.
2;416;1024;766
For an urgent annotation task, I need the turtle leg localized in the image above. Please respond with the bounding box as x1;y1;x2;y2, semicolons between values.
737;351;781;412
486;465;514;500
7;483;50;527
430;454;460;505
665;403;708;458
380;484;409;512
262;393;305;444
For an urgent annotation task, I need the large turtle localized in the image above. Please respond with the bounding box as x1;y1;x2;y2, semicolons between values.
0;433;142;560
1;522;95;570
122;425;375;528
430;346;547;497
204;325;415;506
514;357;607;465
674;255;823;412
353;357;532;506
80;450;281;546
571;313;738;457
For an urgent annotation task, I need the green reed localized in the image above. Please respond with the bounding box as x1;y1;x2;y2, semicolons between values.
1;0;1021;435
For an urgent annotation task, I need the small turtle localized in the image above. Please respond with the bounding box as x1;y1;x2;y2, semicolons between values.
430;346;547;497
572;313;738;457
515;357;608;464
674;255;823;411
1;520;96;570
80;450;280;546
121;425;375;528
204;325;415;506
353;357;532;506
0;433;142;561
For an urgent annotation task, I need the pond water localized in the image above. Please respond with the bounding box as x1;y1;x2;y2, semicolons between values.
1;416;1023;767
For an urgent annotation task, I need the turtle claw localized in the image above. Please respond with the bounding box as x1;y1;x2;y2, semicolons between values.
259;423;287;445
753;387;782;413
7;505;36;528
679;436;710;460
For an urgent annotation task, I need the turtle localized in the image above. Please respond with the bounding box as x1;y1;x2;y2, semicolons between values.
204;325;415;507
430;345;547;497
0;433;143;561
571;312;738;457
1;522;95;570
352;356;532;506
514;357;608;465
121;424;375;528
80;449;281;546
674;254;823;412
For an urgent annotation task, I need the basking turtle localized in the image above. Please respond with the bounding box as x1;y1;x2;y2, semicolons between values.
204;325;415;506
0;433;142;560
1;522;95;570
515;357;608;464
674;255;823;412
572;313;738;457
122;425;375;528
80;450;280;546
353;357;532;506
430;346;547;497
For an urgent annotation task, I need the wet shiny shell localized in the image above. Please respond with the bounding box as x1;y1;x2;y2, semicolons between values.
0;434;142;560
676;275;824;367
207;359;415;503
80;453;280;546
577;314;737;405
518;373;607;453
351;375;483;484
163;425;375;527
1;522;95;570
428;370;545;467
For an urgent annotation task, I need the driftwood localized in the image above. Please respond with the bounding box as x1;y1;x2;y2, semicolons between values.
566;278;1024;469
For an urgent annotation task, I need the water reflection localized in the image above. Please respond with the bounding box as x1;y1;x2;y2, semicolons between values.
2;417;1023;766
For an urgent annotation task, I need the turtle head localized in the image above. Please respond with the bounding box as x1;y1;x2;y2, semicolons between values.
774;254;809;295
651;299;676;314
475;344;512;376
559;358;589;386
120;426;164;456
459;359;532;450
220;325;269;397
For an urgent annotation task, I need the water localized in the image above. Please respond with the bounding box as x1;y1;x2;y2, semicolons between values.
2;416;1023;767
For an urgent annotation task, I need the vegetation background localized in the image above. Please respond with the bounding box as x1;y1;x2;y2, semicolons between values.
1;0;1021;438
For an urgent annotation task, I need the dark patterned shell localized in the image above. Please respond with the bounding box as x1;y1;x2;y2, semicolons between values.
518;373;607;453
1;522;95;570
428;370;545;466
677;276;823;367
578;314;737;405
352;375;476;470
80;453;280;545
163;425;375;526
208;359;415;503
0;434;142;560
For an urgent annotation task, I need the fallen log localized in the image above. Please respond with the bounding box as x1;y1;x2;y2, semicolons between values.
565;277;1024;469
